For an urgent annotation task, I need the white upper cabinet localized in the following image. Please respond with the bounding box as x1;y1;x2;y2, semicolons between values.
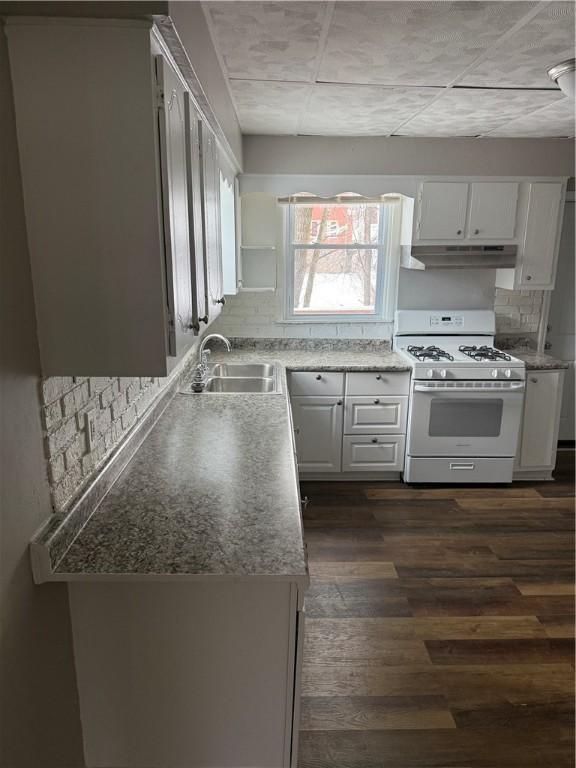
418;182;468;240
156;55;195;359
467;182;518;239
200;125;224;323
416;181;519;242
6;18;230;375
519;183;564;288
184;94;208;333
496;181;565;291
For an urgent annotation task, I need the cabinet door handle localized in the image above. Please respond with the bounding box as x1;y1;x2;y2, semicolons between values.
316;374;322;380
215;296;226;305
336;400;343;406
199;315;208;324
376;374;382;380
526;275;532;281
530;377;538;383
474;228;479;235
457;229;462;235
374;399;380;404
371;438;378;443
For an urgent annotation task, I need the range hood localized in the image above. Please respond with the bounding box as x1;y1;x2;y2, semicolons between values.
402;244;517;270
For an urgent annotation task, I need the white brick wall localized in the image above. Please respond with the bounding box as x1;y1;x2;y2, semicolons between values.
41;359;195;512
210;291;394;340
494;288;544;335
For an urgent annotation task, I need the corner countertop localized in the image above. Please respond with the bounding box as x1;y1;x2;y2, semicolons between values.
512;351;570;370
38;341;407;582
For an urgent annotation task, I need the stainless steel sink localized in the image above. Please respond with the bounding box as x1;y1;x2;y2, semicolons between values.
210;363;275;378
204;377;276;393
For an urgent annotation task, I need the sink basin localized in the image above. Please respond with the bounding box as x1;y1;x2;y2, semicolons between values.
210;363;275;378
204;377;276;393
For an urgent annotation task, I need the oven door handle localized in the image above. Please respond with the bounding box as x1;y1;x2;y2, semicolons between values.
413;382;525;393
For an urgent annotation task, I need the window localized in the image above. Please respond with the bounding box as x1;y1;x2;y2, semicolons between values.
284;198;398;321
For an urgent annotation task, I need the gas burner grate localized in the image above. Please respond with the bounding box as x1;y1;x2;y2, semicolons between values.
407;345;455;362
459;345;512;362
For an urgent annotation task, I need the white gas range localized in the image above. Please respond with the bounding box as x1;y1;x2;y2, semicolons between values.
394;310;526;484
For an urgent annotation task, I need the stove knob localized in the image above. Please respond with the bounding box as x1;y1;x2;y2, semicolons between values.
439;369;447;378
504;369;512;378
491;369;499;378
426;369;434;378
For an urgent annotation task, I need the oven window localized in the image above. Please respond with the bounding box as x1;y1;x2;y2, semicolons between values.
429;398;503;437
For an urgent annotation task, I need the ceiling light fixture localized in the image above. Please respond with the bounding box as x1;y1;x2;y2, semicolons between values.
548;58;575;98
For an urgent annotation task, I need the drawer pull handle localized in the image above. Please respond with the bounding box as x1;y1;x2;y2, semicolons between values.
374;399;380;404
371;438;378;443
337;400;343;406
376;375;382;380
450;463;475;470
316;374;322;380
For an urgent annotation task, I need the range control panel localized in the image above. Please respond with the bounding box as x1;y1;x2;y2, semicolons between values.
429;315;464;328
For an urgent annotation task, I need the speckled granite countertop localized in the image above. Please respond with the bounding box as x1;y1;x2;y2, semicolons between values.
55;393;307;580
512;351;570;370
44;341;407;581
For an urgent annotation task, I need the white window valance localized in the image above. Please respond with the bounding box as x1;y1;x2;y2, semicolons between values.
239;174;418;199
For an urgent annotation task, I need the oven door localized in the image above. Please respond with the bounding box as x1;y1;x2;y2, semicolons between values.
407;380;525;457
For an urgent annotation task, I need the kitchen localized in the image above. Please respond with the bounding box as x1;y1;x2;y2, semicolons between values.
1;2;574;768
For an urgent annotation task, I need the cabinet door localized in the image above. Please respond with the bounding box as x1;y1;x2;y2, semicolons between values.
519;183;563;289
184;94;207;333
200;123;224;323
291;397;343;473
468;182;518;239
156;56;194;358
520;371;564;469
418;182;468;240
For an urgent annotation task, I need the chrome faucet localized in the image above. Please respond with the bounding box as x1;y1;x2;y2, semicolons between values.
191;334;232;392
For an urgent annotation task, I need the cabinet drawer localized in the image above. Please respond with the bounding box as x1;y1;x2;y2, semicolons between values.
342;435;405;472
290;371;344;397
346;372;410;396
345;396;408;435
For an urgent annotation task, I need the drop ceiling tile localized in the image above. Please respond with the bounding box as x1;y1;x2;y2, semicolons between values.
229;80;310;134
461;2;575;88
396;87;565;137
204;1;327;82
318;1;536;87
300;84;440;135
485;97;575;137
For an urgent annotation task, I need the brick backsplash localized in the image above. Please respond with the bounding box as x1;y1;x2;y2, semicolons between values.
494;287;544;335
210;291;394;340
41;354;196;512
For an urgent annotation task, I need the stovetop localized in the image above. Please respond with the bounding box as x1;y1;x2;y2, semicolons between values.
395;340;526;381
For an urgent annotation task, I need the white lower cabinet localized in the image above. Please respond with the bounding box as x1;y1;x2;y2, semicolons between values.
291;396;344;472
290;371;408;476
69;580;305;768
516;370;564;475
343;435;406;472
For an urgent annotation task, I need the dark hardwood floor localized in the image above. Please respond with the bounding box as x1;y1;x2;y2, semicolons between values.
298;450;575;768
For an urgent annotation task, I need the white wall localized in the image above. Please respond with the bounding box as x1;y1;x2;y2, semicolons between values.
243;135;574;177
0;26;84;767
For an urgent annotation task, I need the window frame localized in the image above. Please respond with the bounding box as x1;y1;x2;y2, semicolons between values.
283;200;398;324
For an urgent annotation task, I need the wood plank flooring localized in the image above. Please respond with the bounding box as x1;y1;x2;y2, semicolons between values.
298;450;575;768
